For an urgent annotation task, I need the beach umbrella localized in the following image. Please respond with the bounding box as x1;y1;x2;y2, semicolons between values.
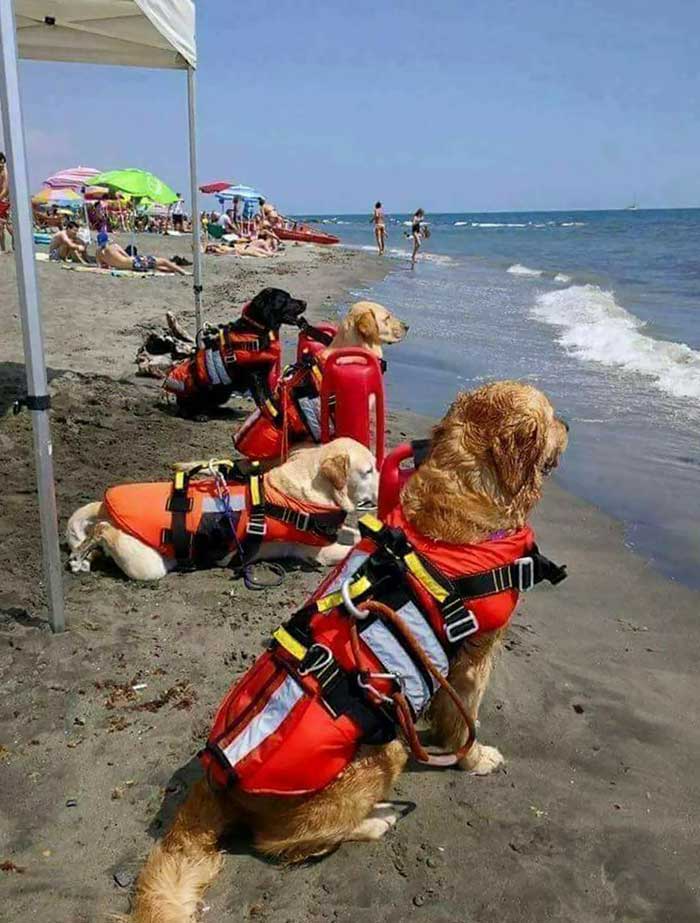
32;186;83;207
199;180;234;193
2;0;199;633
217;184;264;200
43;166;101;190
87;168;178;205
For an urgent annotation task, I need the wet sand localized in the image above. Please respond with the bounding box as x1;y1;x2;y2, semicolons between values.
1;238;699;922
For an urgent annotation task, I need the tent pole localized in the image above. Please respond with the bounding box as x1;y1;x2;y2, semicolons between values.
0;0;65;633
187;67;203;334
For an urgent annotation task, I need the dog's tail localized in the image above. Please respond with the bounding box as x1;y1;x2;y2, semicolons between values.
66;501;103;551
122;779;233;923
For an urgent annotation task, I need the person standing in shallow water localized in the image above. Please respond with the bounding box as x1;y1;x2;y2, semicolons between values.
411;208;425;268
372;201;386;254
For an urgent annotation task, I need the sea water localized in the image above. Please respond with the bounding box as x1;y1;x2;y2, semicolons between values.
295;209;700;586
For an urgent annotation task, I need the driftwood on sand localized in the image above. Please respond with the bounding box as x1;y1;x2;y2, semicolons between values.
135;311;200;378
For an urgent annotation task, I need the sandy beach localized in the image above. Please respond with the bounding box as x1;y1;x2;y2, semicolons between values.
1;239;699;922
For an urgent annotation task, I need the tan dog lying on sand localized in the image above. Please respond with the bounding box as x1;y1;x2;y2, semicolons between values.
67;438;378;581
119;382;568;923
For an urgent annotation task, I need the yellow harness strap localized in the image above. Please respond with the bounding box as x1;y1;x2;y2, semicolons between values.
316;574;372;613
272;626;307;661
404;552;449;602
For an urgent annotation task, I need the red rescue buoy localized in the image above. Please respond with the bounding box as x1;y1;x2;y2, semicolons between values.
296;323;338;363
377;440;431;518
320;348;385;465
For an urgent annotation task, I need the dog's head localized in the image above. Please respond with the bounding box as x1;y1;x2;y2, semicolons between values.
245;288;307;330
318;438;378;512
401;381;569;541
333;301;409;357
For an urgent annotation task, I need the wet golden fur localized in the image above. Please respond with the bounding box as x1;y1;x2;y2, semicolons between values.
123;381;568;923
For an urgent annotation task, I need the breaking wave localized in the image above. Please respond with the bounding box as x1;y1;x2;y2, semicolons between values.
532;285;700;400
554;273;572;283
507;263;544;277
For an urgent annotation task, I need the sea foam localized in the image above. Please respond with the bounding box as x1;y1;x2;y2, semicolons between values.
507;263;544;277
532;285;700;400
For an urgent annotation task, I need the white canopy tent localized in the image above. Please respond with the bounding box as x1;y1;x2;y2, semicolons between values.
0;0;200;632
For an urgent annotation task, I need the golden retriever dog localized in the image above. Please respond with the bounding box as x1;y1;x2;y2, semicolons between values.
232;300;408;461
325;300;409;358
66;438;378;581
119;382;568;922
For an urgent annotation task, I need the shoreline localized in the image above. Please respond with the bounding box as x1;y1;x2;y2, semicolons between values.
1;241;699;922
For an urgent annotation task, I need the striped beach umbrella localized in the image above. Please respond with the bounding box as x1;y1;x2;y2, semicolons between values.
42;166;101;190
32;187;84;207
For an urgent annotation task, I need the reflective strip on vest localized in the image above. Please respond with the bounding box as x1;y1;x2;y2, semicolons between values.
222;674;304;769
298;395;322;441
361;620;432;715
164;376;185;393
211;349;233;386
200;493;246;513
204;349;221;385
394;599;449;680
323;551;370;597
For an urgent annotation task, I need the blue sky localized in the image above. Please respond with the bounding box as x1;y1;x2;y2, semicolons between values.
7;0;700;213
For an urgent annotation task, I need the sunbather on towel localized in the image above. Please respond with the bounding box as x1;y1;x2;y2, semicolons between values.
96;232;186;275
49;221;88;264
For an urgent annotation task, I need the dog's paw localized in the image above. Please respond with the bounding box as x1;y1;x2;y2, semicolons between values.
350;810;398;842
68;556;82;574
459;743;504;776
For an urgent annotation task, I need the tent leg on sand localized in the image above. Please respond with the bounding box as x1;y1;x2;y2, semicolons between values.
0;1;198;631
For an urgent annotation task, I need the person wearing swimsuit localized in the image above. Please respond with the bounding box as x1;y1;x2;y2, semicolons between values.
372;201;386;254
0;152;13;254
411;208;425;268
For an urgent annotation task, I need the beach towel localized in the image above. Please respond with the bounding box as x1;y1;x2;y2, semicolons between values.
59;264;191;278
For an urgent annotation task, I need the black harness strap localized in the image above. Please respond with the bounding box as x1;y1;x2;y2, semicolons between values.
296;317;335;346
452;547;568;599
262;504;346;540
411;437;431;467
165;470;195;571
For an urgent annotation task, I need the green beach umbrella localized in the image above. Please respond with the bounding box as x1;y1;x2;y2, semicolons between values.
87;169;178;205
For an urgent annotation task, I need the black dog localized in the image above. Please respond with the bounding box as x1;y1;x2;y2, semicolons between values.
158;288;307;418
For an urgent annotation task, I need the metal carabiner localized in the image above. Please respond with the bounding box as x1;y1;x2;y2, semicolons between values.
341;578;369;619
357;671;399;704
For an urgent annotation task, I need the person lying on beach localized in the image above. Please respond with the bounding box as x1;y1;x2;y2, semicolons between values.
96;232;186;275
49;221;88;264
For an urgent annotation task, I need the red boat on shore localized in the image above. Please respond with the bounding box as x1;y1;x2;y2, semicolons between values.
277;223;340;246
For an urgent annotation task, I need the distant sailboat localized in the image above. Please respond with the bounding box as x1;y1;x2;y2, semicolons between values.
624;198;639;210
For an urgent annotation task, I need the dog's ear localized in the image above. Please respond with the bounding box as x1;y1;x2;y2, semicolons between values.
355;308;380;344
490;411;547;498
247;288;286;326
320;452;350;491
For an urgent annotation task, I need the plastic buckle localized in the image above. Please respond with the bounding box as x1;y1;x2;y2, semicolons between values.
444;610;478;643
295;511;311;532
247;517;267;537
515;557;535;592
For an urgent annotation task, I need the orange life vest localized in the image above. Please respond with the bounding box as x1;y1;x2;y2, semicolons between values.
233;352;326;460
104;466;347;571
163;307;281;403
200;507;567;796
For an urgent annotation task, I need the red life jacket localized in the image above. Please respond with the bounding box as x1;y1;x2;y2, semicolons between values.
163;306;281;403
233;353;326;460
103;464;347;571
234;349;388;461
200;507;567;796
